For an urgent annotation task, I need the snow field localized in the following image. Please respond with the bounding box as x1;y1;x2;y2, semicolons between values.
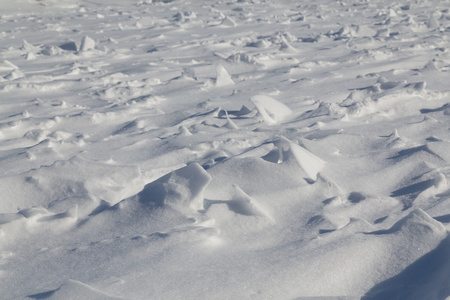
0;0;450;299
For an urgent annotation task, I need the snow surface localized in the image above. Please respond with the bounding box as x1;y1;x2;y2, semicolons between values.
0;0;450;299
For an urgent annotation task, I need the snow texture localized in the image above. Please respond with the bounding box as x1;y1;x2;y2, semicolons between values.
0;0;450;299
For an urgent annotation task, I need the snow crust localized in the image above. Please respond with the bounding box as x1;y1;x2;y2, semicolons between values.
0;0;450;299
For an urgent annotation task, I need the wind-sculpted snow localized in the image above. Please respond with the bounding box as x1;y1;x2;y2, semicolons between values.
0;0;450;299
250;95;293;124
27;280;130;300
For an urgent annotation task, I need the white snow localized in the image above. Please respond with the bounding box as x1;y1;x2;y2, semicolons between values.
0;0;449;299
250;95;293;124
215;64;234;87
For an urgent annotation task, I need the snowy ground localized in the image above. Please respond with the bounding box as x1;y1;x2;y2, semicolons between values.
1;0;450;299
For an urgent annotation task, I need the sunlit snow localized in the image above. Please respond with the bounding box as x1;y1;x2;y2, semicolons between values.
0;0;449;299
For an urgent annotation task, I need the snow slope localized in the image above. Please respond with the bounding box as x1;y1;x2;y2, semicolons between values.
0;0;449;299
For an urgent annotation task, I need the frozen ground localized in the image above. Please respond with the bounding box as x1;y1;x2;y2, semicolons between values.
0;0;449;299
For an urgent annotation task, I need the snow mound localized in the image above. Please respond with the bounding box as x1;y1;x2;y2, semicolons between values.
80;36;96;52
0;60;19;71
250;95;292;124
374;209;446;236
273;137;325;181
0;156;142;214
136;163;211;211
215;65;234;87
280;36;298;53
363;216;449;300
226;184;273;220
221;16;237;27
